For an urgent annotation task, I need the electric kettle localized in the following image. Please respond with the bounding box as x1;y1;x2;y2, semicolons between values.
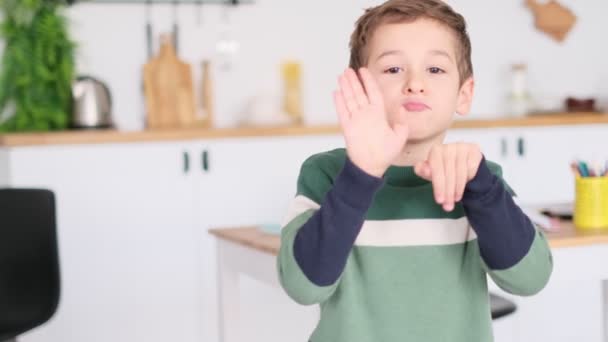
71;75;113;129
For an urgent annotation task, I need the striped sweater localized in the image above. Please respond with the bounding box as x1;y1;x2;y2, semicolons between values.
277;148;552;342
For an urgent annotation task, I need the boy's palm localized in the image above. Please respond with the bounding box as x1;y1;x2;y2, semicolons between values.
333;68;409;177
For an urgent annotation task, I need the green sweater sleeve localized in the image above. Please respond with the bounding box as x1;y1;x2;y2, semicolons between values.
485;228;553;296
277;210;341;305
481;161;553;295
276;155;341;305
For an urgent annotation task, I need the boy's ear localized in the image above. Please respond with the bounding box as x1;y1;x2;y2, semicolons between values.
455;77;474;116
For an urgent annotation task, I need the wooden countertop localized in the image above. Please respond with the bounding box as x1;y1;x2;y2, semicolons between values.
1;112;607;147
209;220;608;256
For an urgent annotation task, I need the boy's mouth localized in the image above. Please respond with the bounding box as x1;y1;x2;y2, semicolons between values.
403;100;430;112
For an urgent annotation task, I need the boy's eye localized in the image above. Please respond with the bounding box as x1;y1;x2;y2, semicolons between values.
429;67;445;74
384;67;403;74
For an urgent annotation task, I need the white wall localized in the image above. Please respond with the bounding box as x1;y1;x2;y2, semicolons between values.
66;0;608;130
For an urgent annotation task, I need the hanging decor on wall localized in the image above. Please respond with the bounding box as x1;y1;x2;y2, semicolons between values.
525;0;577;43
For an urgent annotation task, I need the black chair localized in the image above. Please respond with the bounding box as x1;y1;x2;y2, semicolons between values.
0;189;60;342
490;293;517;320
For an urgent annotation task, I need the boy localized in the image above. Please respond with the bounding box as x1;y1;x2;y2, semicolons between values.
277;0;553;341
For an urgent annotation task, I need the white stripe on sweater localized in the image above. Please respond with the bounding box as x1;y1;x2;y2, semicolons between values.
282;195;477;246
281;195;321;227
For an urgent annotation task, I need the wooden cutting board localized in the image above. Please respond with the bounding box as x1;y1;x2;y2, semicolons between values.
143;34;196;129
525;0;576;43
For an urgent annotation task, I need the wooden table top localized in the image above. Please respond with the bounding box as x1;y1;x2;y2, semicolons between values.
209;220;608;256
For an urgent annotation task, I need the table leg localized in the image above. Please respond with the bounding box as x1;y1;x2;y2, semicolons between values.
217;240;240;342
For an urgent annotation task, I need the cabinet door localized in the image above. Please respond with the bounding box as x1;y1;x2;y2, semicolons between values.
198;134;344;228
192;134;343;342
489;245;608;342
11;142;203;342
499;124;608;205
448;124;608;205
445;128;506;164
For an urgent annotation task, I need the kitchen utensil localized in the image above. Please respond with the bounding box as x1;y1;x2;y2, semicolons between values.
199;60;214;127
172;0;179;54
143;34;196;129
71;75;113;129
525;0;576;42
145;0;153;59
215;1;239;71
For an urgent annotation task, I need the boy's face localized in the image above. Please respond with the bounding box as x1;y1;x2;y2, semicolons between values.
365;18;474;143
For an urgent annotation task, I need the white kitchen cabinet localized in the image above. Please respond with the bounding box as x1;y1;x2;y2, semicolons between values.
3;142;203;342
445;128;507;163
197;134;344;229
449;124;608;205
1;123;607;342
490;244;608;342
0;134;344;342
191;134;344;342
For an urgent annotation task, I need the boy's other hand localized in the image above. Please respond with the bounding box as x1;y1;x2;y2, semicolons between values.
414;143;483;212
333;68;410;178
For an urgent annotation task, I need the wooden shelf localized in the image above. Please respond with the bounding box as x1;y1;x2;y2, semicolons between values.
1;112;607;147
0;124;339;147
452;112;608;129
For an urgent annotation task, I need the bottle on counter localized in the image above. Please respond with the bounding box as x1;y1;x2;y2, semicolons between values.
198;60;214;128
282;61;303;125
507;63;532;117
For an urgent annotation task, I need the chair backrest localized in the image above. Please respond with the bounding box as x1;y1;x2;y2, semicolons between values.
0;189;60;340
490;293;517;320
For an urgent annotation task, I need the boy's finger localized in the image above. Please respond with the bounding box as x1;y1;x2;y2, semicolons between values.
345;68;369;108
443;148;456;211
358;68;383;105
333;91;351;130
429;148;445;205
339;74;359;116
455;151;468;202
414;161;431;180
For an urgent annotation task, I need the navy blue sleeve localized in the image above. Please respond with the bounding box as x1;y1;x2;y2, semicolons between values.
293;157;384;286
462;157;536;270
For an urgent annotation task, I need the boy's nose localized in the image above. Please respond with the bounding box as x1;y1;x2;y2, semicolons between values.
407;87;425;93
403;75;425;94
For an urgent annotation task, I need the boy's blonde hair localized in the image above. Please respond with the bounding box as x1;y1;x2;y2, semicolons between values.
349;0;473;85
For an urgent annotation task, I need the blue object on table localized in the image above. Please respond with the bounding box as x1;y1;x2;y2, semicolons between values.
258;223;281;235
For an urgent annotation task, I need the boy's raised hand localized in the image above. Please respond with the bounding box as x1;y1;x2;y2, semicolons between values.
333;68;410;178
414;143;483;212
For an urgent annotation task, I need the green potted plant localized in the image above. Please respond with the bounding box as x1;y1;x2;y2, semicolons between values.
0;0;76;132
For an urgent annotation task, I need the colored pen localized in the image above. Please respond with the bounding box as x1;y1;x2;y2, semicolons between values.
578;161;590;177
570;162;581;178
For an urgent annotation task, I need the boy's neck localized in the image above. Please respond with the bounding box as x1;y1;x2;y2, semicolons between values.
390;132;447;167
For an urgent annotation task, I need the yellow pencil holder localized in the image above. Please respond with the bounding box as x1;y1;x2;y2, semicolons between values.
574;177;608;231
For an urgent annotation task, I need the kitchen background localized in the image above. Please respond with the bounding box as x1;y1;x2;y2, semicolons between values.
2;1;608;342
67;0;608;130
